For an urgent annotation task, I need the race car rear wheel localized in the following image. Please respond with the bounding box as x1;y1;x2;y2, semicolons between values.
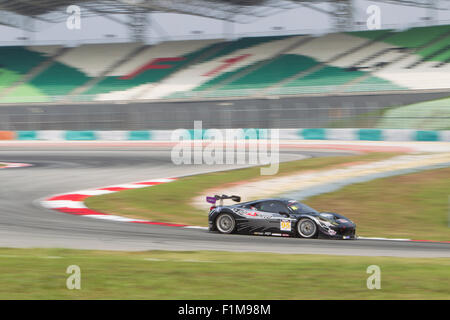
216;214;236;234
297;218;318;238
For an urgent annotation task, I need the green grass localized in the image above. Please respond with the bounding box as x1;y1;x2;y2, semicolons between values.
0;248;448;299
86;153;397;226
307;167;450;241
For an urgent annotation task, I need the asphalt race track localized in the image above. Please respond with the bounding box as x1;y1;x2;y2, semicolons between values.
0;145;449;258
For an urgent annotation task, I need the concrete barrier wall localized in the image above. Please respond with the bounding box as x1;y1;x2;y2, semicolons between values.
2;91;449;131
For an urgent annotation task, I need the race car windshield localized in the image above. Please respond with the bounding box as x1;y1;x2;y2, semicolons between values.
287;201;318;214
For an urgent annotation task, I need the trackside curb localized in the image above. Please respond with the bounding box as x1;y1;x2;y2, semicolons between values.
40;178;204;228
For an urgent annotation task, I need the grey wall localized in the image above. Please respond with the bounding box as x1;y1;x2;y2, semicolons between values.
0;91;448;130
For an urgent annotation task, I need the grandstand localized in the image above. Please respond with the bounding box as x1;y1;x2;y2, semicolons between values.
0;0;449;105
1;24;450;103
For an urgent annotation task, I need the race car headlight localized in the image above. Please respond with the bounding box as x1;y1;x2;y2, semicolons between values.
318;213;338;226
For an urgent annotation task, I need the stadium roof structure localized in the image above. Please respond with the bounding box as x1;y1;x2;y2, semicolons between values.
0;0;448;39
0;0;448;24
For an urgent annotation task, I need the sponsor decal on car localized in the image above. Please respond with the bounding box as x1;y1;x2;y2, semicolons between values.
280;219;291;231
206;196;217;204
233;208;274;219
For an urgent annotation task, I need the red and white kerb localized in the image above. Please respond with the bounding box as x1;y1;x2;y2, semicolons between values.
41;178;204;228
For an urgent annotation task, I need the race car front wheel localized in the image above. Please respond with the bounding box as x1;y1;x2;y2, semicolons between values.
216;214;236;234
297;218;318;238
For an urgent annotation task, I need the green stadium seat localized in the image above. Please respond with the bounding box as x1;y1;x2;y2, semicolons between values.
0;46;46;74
30;62;90;96
86;41;220;96
215;54;319;91
282;66;366;93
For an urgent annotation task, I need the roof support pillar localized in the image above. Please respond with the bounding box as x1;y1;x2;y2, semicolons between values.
330;0;354;32
128;11;148;42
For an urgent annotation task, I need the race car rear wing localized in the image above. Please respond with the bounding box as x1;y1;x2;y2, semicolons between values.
206;194;241;206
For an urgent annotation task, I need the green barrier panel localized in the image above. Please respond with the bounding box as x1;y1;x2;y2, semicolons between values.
415;130;439;141
300;128;326;140
128;131;152;140
257;128;269;140
187;129;207;140
17;131;37;140
242;128;260;140
65;131;97;141
201;129;266;140
358;129;382;141
202;129;219;140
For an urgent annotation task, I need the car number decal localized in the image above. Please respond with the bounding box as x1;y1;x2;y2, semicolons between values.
280;219;291;231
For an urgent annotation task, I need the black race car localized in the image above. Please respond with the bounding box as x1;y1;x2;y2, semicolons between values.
207;195;356;239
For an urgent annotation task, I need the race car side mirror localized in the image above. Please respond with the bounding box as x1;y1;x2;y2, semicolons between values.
279;211;290;217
